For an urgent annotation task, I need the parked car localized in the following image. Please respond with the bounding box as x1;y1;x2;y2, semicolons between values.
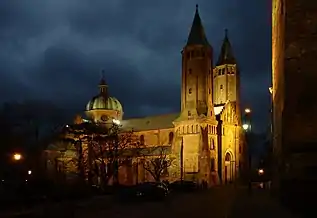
116;182;169;202
169;180;197;192
135;182;168;200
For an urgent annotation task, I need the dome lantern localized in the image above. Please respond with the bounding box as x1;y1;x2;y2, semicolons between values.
85;71;123;122
99;70;108;97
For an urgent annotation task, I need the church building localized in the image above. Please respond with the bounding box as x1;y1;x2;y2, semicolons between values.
45;5;245;186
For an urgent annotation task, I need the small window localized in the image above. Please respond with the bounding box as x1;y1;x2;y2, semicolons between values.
209;89;210;94
188;111;191;116
220;85;223;89
187;52;190;59
189;88;192;94
221;69;225;75
239;145;242;154
210;138;215;150
168;132;174;144
281;0;284;14
140;135;145;145
189;69;192;74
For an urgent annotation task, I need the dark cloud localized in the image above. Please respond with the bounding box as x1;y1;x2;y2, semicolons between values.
0;0;271;132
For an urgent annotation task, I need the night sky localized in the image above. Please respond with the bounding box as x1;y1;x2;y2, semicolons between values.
0;0;271;133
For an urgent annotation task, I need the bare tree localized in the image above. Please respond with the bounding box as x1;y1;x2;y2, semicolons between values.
62;123;92;184
63;122;140;188
90;123;140;187
0;101;66;179
142;146;174;182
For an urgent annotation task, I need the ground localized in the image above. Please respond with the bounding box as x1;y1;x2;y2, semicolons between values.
6;186;300;218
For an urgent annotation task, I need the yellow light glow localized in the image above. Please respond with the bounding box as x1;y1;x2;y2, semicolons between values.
242;124;249;130
269;87;273;94
245;108;251;113
13;153;22;161
258;168;264;175
28;170;32;175
112;119;120;125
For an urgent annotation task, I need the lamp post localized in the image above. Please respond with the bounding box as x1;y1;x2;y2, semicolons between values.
243;108;252;185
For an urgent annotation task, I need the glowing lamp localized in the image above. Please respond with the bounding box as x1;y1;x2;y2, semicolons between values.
112;119;120;125
258;168;264;175
242;124;249;130
245;108;251;113
13;153;22;161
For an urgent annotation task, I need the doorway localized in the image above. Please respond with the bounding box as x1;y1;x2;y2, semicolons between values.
224;152;233;183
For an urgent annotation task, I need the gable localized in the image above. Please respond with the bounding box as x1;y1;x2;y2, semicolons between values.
219;102;239;124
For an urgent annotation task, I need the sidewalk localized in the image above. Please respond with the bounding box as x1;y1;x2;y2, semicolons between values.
229;187;299;218
2;195;114;218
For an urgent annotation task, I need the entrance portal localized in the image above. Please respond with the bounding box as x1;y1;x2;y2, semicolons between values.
224;152;233;183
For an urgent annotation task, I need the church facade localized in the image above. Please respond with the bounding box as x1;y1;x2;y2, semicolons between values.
45;6;245;186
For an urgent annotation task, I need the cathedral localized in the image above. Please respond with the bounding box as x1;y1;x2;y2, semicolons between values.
44;5;245;186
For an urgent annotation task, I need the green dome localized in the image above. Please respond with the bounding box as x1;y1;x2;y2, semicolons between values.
86;95;123;112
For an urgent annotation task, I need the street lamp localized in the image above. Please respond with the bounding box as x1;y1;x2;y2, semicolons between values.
28;170;32;175
112;119;120;125
13;153;22;161
242;124;249;130
245;108;251;114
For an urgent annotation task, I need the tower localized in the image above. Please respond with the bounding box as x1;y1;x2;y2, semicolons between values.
180;4;215;119
213;30;239;106
174;5;218;185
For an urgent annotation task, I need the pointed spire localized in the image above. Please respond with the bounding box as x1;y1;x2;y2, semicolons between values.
216;29;236;66
99;69;108;96
186;4;210;46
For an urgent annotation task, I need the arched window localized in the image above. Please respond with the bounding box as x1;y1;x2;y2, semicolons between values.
225;153;231;162
210;138;215;150
140;135;145;145
168;132;174;144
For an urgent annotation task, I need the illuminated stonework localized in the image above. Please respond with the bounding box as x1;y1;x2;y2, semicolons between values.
44;5;246;186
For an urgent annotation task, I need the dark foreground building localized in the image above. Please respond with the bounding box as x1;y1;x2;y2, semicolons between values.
272;0;317;211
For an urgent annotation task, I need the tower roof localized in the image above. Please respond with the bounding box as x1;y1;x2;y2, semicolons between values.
186;5;210;47
216;29;236;66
